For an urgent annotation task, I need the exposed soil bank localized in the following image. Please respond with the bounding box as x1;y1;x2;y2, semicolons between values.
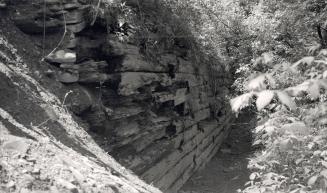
179;113;256;193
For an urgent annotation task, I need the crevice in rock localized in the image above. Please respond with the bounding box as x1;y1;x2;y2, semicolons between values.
166;124;177;137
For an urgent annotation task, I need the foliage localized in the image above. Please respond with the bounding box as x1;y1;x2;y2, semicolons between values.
231;51;327;192
226;1;327;192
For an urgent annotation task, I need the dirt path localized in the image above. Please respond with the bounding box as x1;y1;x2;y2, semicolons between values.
179;113;255;193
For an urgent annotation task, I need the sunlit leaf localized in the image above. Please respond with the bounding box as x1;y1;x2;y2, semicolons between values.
281;122;308;135
265;74;276;88
295;158;303;165
314;150;322;156
319;49;327;56
318;79;327;89
279;138;293;151
285;81;311;97
290;188;301;193
262;52;273;64
230;92;254;112
247;74;266;91
314;59;327;65
318;117;327;126
321;170;327;180
322;71;327;79
292;56;315;70
253;139;262;146
308;175;318;186
308;44;321;55
322;161;327;168
264;126;277;135
255;125;265;133
249;172;258;181
307;81;320;100
276;91;296;110
255;90;275;110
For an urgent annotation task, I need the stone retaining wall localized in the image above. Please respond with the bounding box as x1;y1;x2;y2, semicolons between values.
12;1;234;192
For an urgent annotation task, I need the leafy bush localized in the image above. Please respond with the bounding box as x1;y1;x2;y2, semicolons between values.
228;1;327;192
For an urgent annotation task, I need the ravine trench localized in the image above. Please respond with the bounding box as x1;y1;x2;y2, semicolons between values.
0;1;256;193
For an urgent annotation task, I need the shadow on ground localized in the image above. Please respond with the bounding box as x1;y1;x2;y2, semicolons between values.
179;112;256;193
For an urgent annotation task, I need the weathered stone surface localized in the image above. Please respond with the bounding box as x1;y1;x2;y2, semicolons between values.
57;71;79;83
0;2;6;9
102;39;140;57
118;72;172;96
167;131;226;193
114;120;141;137
118;140;174;174
131;126;168;152
66;36;78;48
174;88;188;106
14;16;62;34
64;2;81;10
9;2;235;193
45;50;76;64
177;58;196;74
159;54;178;66
60;60;108;72
175;73;205;87
65;8;85;24
110;105;145;120
140;120;221;182
114;54;168;72
63;85;94;115
156;117;232;192
153;91;175;103
67;21;87;33
78;72;118;84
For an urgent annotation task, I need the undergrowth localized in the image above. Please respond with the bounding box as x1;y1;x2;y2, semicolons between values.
228;1;327;192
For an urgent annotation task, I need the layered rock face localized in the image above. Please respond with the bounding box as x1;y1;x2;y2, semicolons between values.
11;1;234;192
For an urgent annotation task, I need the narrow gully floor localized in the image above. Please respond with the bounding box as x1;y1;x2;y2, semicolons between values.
179;113;256;193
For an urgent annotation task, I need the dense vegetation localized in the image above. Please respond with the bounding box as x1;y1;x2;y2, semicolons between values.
96;0;327;192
